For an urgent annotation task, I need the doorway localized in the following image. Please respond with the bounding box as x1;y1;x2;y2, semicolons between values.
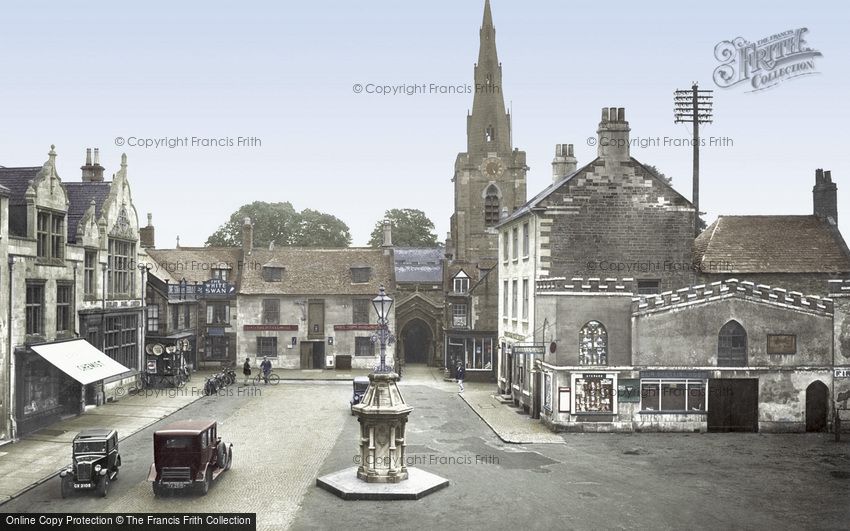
805;380;828;432
300;342;325;369
402;319;432;365
708;379;759;432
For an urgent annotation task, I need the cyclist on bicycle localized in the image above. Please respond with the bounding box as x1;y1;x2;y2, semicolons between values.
260;357;272;384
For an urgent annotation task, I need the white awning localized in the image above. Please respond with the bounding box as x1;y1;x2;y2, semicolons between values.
30;339;131;385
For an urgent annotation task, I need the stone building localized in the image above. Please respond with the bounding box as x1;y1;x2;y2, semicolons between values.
393;246;445;370
145;219;396;371
496;108;697;398
0;146;146;439
443;0;528;380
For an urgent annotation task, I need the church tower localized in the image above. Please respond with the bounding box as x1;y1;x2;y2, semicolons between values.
450;0;528;263
444;0;527;380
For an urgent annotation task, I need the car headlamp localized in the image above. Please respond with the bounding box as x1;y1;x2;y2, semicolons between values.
94;464;102;472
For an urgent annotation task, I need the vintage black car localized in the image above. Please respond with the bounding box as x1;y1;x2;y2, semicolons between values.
350;376;370;414
59;428;121;498
148;419;232;496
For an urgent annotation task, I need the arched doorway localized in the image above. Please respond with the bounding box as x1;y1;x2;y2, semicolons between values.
806;380;828;432
402;319;432;365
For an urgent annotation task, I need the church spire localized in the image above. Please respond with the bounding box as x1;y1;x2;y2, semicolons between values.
468;0;511;155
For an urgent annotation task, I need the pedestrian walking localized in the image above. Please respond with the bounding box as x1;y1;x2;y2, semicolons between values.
242;357;252;385
456;362;465;393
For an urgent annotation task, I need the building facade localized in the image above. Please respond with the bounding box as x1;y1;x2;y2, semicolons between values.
0;146;146;439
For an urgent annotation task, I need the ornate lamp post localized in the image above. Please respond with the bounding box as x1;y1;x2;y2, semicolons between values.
371;286;395;372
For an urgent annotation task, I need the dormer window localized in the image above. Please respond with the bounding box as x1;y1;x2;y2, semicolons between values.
351;267;371;284
263;266;284;282
453;271;470;294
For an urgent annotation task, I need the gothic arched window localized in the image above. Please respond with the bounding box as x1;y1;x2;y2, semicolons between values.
718;320;747;366
484;185;500;227
579;321;607;365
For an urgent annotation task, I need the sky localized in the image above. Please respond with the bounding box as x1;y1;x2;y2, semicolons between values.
1;1;847;248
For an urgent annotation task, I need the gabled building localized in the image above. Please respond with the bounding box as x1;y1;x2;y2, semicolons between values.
0;146;146;439
393;246;445;369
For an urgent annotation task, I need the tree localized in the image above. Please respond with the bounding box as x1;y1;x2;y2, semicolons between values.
206;201;351;248
368;208;438;247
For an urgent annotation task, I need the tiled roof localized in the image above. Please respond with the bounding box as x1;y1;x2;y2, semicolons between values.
394;247;444;283
0;184;9;196
64;182;112;243
694;215;850;273
240;248;394;295
0;167;40;205
146;248;245;286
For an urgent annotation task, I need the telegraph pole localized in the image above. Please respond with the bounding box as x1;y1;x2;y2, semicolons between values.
674;83;713;236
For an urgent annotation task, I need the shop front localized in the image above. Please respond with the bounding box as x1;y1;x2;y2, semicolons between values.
15;339;131;437
445;333;495;382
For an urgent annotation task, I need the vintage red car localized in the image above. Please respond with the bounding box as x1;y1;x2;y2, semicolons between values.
147;419;232;496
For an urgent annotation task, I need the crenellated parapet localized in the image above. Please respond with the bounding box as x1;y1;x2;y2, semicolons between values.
631;278;833;315
536;277;634;293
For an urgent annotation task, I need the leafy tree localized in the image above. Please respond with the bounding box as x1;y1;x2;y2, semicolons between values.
368;208;438;247
293;209;352;247
206;201;351;248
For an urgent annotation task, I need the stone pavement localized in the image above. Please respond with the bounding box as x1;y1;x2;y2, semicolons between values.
458;385;564;444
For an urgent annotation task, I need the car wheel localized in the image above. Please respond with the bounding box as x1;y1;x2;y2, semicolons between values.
60;476;72;499
224;446;233;471
198;469;211;496
96;475;109;498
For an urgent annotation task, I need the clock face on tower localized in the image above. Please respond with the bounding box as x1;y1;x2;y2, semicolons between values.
481;157;504;177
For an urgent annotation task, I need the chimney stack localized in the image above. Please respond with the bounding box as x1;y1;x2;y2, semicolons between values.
597;107;630;162
382;219;393;247
813;168;838;224
243;217;254;255
552;144;577;181
139;212;156;248
81;147;105;182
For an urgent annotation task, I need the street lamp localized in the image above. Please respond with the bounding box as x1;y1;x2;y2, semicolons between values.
371;286;395;373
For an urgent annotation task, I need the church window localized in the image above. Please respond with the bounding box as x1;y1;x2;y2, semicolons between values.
484;185;500;227
485;125;494;142
718;320;747;366
579;321;608;365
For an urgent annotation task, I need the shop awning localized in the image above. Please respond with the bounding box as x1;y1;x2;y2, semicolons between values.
30;339;132;385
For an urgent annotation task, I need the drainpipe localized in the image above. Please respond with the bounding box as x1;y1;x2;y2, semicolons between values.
7;255;18;440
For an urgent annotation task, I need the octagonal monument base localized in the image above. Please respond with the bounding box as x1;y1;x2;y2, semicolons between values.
316;466;449;500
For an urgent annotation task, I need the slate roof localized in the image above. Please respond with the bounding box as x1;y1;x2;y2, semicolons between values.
694;215;850;273
64;181;112;243
146;248;245;286
0;184;9;196
240;248;394;296
496;157;692;227
0;166;40;205
394;247;444;283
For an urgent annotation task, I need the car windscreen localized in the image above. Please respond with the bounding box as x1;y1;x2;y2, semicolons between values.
74;440;106;454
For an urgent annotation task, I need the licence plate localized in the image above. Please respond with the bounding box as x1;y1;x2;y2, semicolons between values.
74;483;92;488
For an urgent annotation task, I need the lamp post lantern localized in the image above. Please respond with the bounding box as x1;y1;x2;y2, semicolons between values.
371;286;395;372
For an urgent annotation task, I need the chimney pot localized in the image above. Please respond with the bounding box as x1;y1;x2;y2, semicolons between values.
85;148;92;165
93;148;100;165
242;217;254;255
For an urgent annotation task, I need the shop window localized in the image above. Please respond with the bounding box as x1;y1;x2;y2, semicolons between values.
640;379;706;412
484;185;500;227
352;299;370;324
26;282;45;335
718;320;747;366
104;314;138;370
579;321;608;365
257;337;277;357
355;337;374;356
262;299;280;325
